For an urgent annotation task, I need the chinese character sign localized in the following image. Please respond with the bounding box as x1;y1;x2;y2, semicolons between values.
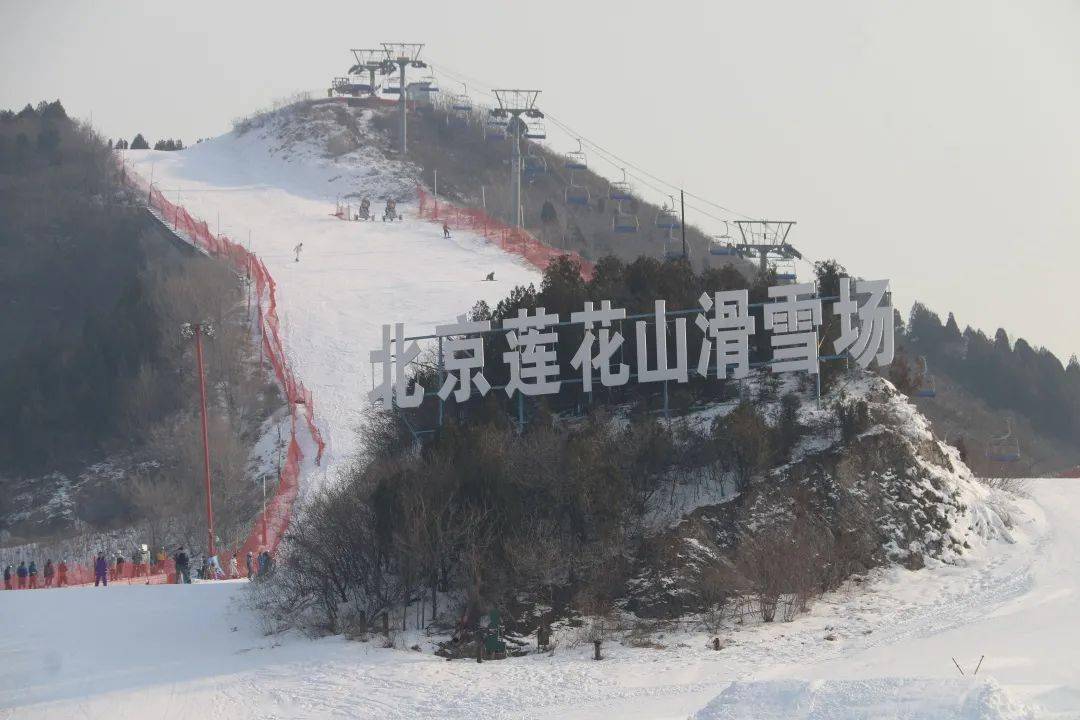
370;278;893;406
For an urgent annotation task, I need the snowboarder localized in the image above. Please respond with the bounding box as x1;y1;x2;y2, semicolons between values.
173;546;191;584
229;553;239;579
94;553;108;587
245;551;255;580
294;242;303;263
43;559;54;588
16;561;27;589
442;222;451;239
3;564;12;590
27;561;38;589
484;272;495;282
383;199;398;222
57;559;68;587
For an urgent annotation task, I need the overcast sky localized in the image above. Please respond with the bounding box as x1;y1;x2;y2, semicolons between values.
3;0;1078;360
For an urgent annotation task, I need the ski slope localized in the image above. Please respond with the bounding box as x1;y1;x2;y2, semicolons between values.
124;116;540;491
2;479;1077;719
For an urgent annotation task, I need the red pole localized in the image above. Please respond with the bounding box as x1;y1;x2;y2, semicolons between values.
194;326;217;557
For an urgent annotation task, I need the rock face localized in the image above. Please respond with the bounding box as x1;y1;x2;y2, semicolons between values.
626;375;1009;619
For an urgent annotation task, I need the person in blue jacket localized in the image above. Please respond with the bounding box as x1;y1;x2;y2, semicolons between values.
94;552;109;587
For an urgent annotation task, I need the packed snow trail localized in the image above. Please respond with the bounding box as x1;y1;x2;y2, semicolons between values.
125;132;540;493
2;479;1078;719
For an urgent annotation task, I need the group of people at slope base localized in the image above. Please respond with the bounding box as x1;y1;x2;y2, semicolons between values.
3;558;69;589
4;546;274;589
164;546;273;585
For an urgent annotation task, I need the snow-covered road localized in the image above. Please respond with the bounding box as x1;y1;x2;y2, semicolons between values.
1;479;1076;719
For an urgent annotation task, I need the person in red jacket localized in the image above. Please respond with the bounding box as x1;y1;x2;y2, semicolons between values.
57;559;68;587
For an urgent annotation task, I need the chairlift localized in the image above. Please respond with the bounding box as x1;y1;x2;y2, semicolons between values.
663;227;684;261
610;168;633;202
773;260;797;283
565;184;590;206
655;196;680;230
987;419;1021;463
709;221;738;256
524;117;546;140
450;93;472;112
485;119;507;142
382;76;402;95
914;356;937;398
419;73;439;93
565;140;587;171
613;202;638;233
523;153;547;177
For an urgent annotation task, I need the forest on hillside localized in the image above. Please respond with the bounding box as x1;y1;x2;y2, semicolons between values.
891;303;1080;472
0;101;282;546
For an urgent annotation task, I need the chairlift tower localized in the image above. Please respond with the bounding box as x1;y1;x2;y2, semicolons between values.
349;48;394;97
732;220;802;277
492;89;542;228
382;43;426;154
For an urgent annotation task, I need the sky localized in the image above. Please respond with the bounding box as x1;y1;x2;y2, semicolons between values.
3;0;1078;360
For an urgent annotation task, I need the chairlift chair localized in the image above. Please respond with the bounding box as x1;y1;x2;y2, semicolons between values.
655;196;680;230
914;356;937;398
610;169;633;202
450;94;472;112
382;76;402;95
524;117;546;140
987;420;1021;463
773;260;797;283
565;141;588;171
565;184;590;206
523;154;547;177
709;221;738;256
613;203;638;233
485;119;507;141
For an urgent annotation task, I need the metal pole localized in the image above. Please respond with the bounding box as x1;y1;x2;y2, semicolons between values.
434;168;438;218
194;326;216;557
398;59;408;154
510;115;522;227
680;189;687;260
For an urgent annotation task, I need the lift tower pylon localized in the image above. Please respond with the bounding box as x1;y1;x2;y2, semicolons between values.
382;43;425;155
349;48;394;97
732;220;802;278
492;89;542;228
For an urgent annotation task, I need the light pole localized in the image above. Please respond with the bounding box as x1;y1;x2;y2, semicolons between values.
181;321;217;558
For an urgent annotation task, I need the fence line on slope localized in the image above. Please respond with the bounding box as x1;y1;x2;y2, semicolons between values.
415;185;595;280
33;163;325;587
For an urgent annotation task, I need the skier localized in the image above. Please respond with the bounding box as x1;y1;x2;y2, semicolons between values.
208;553;224;580
257;549;272;577
43;559;55;588
3;564;12;590
173;546;191;584
245;551;255;580
94;553;108;587
115;554;125;581
442;222;451;239
383;199;397;222
359;198;371;220
16;561;27;589
57;559;68;587
294;242;303;263
27;560;38;589
229;553;239;579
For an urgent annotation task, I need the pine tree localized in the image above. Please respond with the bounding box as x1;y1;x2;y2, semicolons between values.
130;133;149;150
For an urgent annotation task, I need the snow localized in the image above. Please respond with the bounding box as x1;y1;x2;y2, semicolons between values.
123;104;540;493
3;479;1079;719
4;104;1064;718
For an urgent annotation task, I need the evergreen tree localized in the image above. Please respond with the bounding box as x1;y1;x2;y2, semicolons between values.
130;133;149;150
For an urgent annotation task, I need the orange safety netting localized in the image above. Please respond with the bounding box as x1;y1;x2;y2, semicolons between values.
416;186;594;281
19;166;327;589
